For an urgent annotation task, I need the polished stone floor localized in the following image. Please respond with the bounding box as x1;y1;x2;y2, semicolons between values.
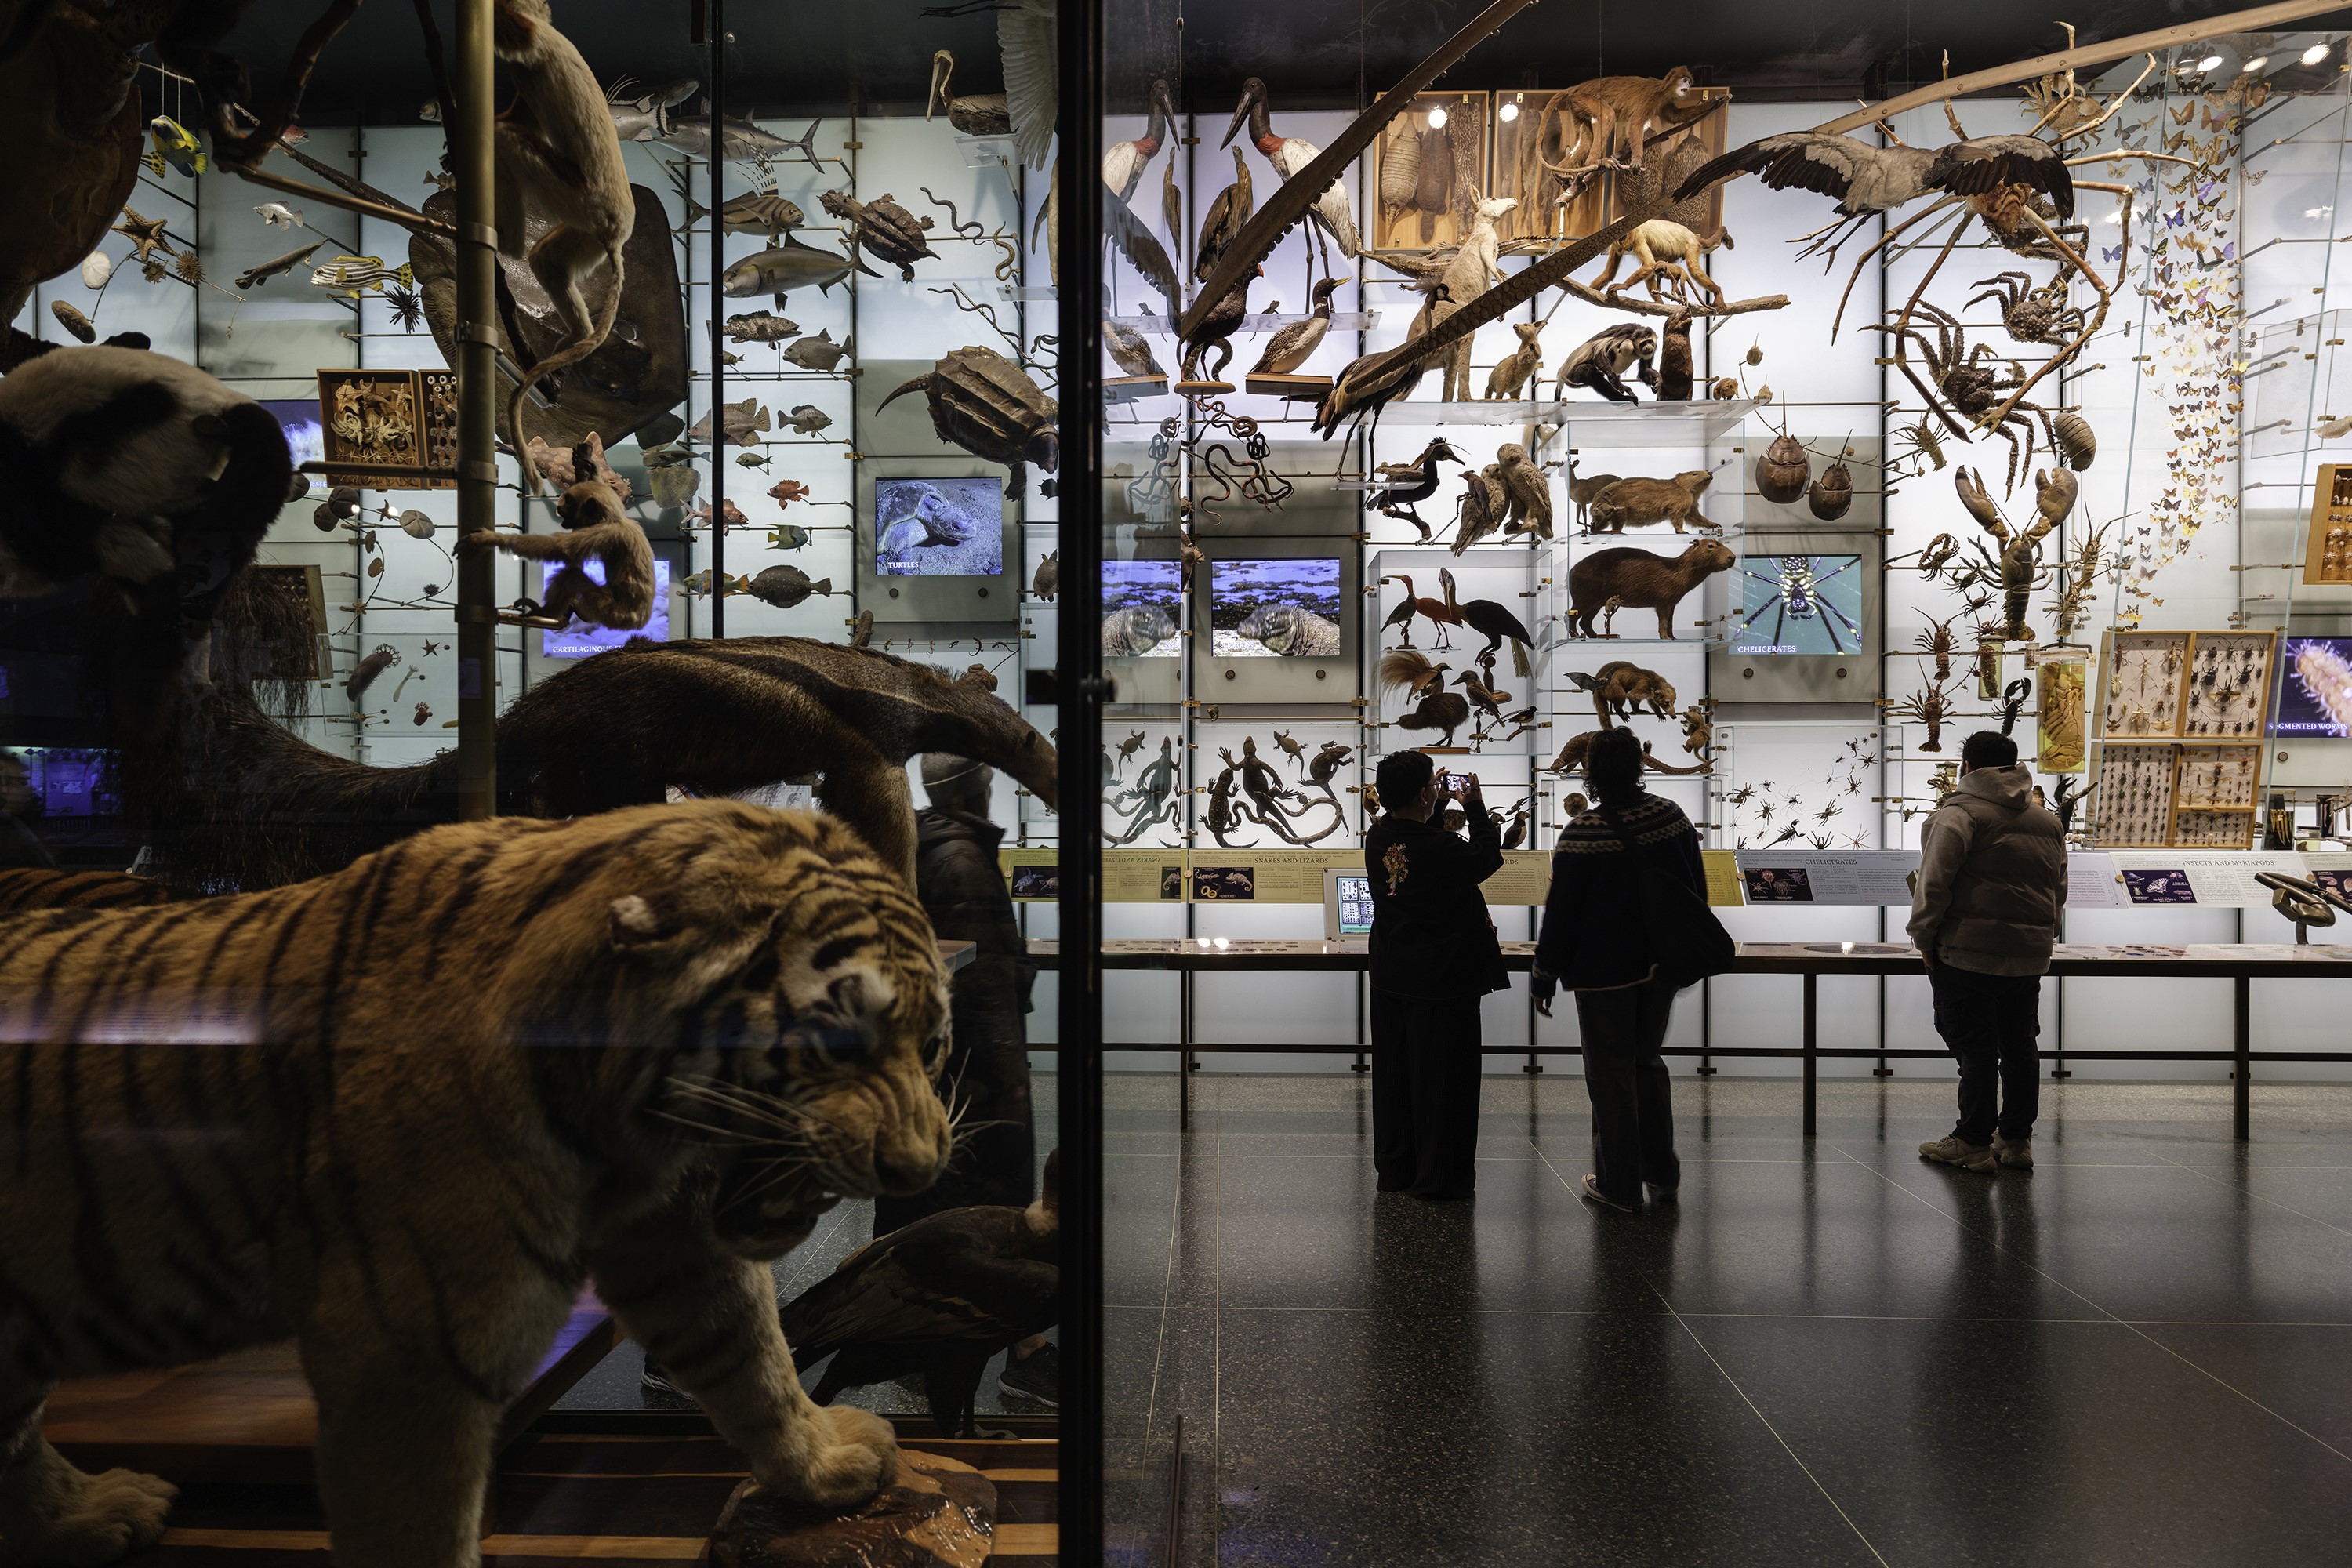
1104;1073;2352;1568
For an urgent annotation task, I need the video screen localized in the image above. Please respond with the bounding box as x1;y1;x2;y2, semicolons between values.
1102;559;1181;657
1334;872;1374;935
542;557;671;659
1734;554;1864;655
260;399;325;498
1210;557;1343;658
11;746;116;819
2271;637;2352;738
873;476;1004;576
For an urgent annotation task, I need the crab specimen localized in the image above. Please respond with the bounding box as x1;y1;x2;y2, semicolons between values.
1871;303;2056;490
1969;270;2085;348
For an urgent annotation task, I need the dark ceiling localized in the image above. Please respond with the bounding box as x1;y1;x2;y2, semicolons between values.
221;0;2352;125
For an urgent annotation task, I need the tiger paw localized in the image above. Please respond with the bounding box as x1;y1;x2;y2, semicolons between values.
779;1404;898;1511
5;1466;176;1565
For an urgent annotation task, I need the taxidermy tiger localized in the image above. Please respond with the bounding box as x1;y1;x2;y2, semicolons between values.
0;800;953;1566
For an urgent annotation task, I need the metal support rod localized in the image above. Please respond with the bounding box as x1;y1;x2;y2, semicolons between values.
707;0;725;637
1178;970;1192;1134
452;0;497;822
2234;974;2252;1141
1054;2;1106;1559
1802;971;1818;1137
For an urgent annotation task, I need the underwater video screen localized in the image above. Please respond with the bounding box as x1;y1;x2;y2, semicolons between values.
873;476;1004;576
1734;554;1864;655
260;400;325;498
1101;559;1182;657
1209;557;1344;658
543;558;671;659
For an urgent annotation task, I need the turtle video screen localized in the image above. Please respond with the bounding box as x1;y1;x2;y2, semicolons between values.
2271;637;2352;738
260;399;325;498
543;558;671;659
1210;557;1344;658
1733;554;1864;655
1102;559;1182;657
873;476;1004;576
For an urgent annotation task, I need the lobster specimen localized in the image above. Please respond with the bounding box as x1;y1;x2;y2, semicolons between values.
1890;682;1959;753
1953;463;2077;642
2042;516;2114;645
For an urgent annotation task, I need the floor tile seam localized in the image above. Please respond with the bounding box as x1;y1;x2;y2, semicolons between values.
2147;1149;2352;1241
1646;1279;1893;1566
1831;1137;2352;1465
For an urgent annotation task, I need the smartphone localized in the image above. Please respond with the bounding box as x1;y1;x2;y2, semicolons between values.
1441;772;1479;796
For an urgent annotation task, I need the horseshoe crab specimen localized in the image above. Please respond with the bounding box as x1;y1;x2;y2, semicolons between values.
818;190;937;281
880;346;1059;499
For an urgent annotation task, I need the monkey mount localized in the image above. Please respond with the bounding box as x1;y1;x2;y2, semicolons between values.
411;187;689;452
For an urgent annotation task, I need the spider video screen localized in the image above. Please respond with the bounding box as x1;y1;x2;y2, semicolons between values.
2270;637;2352;738
1734;554;1864;655
1210;557;1343;658
1102;560;1183;657
873;476;1004;576
543;558;671;659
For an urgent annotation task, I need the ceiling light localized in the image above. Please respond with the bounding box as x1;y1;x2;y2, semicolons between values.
2304;42;2333;65
2198;53;2226;72
2244;56;2269;72
1426;105;1449;129
1499;100;1520;122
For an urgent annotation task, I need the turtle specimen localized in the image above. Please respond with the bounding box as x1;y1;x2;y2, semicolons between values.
818;190;937;281
880;346;1060;499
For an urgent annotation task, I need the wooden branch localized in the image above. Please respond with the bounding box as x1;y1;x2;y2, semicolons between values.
216;0;368;170
1813;0;2352;135
1179;0;1541;339
412;0;459;151
230;161;454;239
1559;280;1788;318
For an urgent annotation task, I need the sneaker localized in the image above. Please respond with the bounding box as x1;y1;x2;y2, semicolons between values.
1645;1182;1679;1203
1918;1136;1997;1173
997;1343;1060;1408
1580;1174;1637;1213
1992;1134;2034;1171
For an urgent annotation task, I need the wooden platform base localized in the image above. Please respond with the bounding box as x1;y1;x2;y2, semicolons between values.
1171;379;1234;396
45;1293;615;1485
92;1427;1058;1565
1103;373;1167;402
1245;372;1333;400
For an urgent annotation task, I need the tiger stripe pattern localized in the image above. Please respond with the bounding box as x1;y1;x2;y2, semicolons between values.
0;868;176;913
0;800;951;1568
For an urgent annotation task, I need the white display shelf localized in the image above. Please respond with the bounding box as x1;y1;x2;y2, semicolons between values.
1376;398;1758;445
1109;310;1381;335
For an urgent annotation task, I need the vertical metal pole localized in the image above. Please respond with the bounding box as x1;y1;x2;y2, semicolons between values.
707;0;726;637
452;0;497;821
1056;2;1105;1561
1802;971;1817;1137
2234;973;2251;1142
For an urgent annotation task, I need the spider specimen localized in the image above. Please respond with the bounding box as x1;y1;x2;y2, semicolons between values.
1969;270;2086;348
1737;555;1863;653
1871;303;2059;489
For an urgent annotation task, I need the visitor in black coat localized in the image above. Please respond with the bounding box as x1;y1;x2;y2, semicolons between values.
1361;750;1506;1200
0;750;52;871
1530;727;1706;1212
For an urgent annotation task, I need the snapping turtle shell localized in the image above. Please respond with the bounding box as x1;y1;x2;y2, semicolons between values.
818;191;937;281
880;346;1059;499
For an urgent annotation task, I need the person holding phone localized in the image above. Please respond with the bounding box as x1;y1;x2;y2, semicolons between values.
1360;750;1507;1200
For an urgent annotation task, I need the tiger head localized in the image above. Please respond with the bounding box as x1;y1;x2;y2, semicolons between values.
596;804;954;1256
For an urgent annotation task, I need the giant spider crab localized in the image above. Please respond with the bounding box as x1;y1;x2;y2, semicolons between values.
1819;38;2200;490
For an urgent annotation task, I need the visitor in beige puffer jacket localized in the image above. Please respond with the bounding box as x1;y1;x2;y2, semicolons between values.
1907;732;2069;1174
